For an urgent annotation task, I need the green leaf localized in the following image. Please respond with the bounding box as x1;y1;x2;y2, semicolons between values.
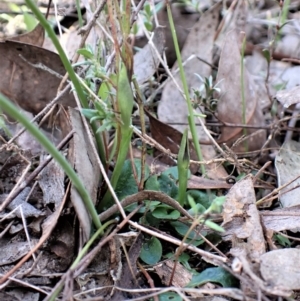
145;174;160;191
186;267;239;288
187;190;213;209
145;173;178;199
159;292;182;301
262;49;271;64
208;196;225;213
274;234;291;247
140;237;162;265
23;12;37;31
162;166;180;180
81;109;98;119
158;174;178;199
152;206;180;220
170;221;205;241
115;159;150;200
144;21;153;31
77;48;94;60
203;220;224;232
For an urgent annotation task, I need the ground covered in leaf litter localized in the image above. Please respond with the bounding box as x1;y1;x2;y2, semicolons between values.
1;0;300;300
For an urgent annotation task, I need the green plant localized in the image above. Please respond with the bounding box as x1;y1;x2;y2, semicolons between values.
192;74;222;112
0;93;101;230
166;1;206;177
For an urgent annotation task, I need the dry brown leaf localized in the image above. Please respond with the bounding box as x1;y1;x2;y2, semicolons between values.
9;23;44;47
153;259;192;287
68;108;100;243
134;27;165;84
0;41;75;115
146;109;199;174
216;30;266;151
222;176;265;261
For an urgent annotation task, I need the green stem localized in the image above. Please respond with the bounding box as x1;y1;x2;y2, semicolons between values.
166;1;206;176
25;0;105;164
240;33;248;151
0;93;101;230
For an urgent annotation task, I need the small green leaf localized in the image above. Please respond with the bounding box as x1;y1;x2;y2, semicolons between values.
274;234;291;247
152;207;180;220
208;196;225;213
170;221;205;241
187;190;213;209
145;175;160;191
159;292;182;301
186;267;239;288
140;237;162;265
144;21;153;31
23;13;37;31
262;49;271;64
203;220;224;232
115;159;150;200
81;109;98;119
77;48;94;60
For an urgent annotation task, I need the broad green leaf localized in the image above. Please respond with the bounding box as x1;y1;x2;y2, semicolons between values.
159;292;182;301
170;221;205;241
152;207;180;220
158;174;178;199
115;159;150;200
140;237;162;265
186;267;239;288
145;174;160;191
145;173;178;198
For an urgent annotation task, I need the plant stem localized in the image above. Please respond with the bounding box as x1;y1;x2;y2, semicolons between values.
0;93;102;230
25;0;105;164
240;33;248;151
166;1;206;176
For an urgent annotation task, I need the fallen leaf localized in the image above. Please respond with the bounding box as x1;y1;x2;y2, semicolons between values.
275;86;300;108
222;176;266;261
216;30;266;152
68;108;100;243
275;140;300;207
260;249;300;290
38;154;65;209
9;23;44;47
134;27;165;84
146;109;199;174
261;205;300;232
154;259;192;287
158;3;220;140
0;41;75;115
